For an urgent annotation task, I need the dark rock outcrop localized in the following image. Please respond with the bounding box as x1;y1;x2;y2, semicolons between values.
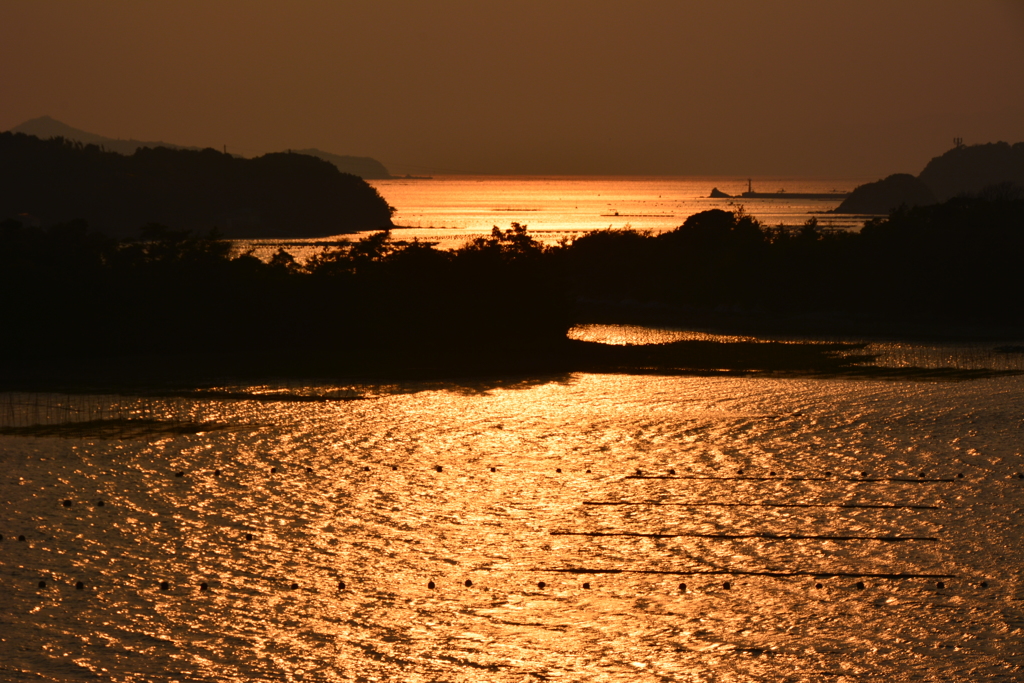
709;187;732;198
833;173;936;214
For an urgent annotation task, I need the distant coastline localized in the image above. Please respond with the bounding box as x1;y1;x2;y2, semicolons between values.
710;180;849;201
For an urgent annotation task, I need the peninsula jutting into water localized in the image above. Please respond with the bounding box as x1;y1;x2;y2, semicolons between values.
711;179;849;200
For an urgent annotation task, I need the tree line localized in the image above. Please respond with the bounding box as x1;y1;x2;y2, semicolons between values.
1;193;1021;381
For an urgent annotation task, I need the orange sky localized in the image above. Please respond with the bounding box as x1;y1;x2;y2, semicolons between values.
2;0;1022;177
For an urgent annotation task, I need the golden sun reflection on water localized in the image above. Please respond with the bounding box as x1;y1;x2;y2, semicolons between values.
2;369;1024;681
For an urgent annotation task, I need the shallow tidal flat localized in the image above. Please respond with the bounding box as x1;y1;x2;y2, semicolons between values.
2;355;1024;681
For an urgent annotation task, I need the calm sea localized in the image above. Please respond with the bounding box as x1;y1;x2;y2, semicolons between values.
364;175;877;246
3;328;1024;681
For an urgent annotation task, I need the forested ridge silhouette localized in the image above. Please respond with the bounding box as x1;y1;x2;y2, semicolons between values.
0;132;394;238
834;141;1024;214
1;195;1021;385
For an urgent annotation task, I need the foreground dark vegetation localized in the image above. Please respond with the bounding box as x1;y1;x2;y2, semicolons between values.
2;193;1022;387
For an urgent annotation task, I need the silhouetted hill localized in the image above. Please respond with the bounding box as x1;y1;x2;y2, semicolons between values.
12;115;201;156
835;142;1024;214
292;148;391;179
9;116;393;179
0;132;394;238
833;174;936;214
918;142;1024;201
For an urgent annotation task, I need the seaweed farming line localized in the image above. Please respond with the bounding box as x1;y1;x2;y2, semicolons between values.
550;531;938;542
582;501;942;509
0;387;363;432
625;475;958;483
0;392;208;430
536;568;959;580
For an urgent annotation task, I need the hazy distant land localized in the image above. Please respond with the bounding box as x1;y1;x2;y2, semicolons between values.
11;116;394;179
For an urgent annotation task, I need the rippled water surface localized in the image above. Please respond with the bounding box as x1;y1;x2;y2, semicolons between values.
3;365;1024;680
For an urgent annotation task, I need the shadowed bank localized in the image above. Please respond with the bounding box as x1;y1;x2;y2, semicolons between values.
1;194;1022;390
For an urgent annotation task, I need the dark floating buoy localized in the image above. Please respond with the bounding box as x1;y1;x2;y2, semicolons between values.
435;465;443;473
538;581;546;589
490;467;496;472
824;471;832;477
0;534;4;541
199;582;208;591
815;582;823;589
919;472;926;478
38;580;47;589
18;535;26;542
306;467;313;474
722;581;731;590
62;499;72;507
957;473;964;479
936;581;945;590
245;533;253;541
737;468;744;475
586;469;592;474
428;580;436;590
270;467;277;474
635;469;642;476
1018;473;1024;480
668;469;676;475
392;465;398;471
214;469;221;477
160;581;170;591
290;582;299;590
981;581;988;588
175;471;184;478
678;582;687;592
856;581;865;590
464;579;473;588
338;580;346;590
364;466;370;471
97;500;105;507
582;582;591;589
75;581;84;590
860;471;868;477
556;468;562;473
768;471;776;477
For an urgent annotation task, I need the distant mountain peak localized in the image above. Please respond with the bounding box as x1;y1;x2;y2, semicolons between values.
10;116;194;155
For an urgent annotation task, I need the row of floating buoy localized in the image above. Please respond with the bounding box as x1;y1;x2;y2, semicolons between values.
420;578;981;592
23;577;990;593
29;578;349;592
150;465;1024;480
